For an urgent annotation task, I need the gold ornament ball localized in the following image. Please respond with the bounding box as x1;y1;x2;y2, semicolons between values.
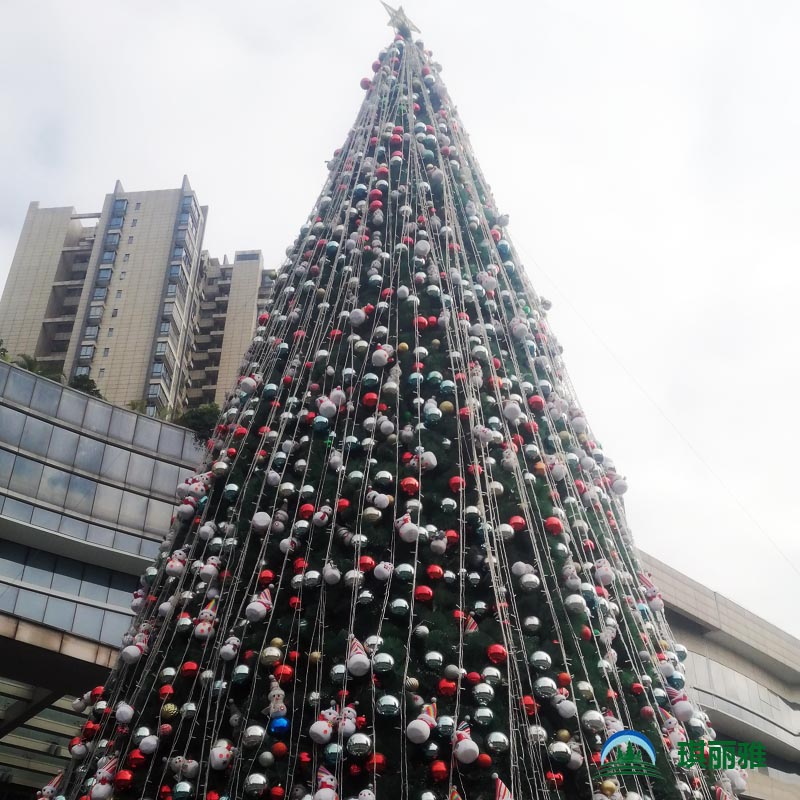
577;433;588;444
270;638;285;648
600;779;618;797
397;342;409;354
431;339;441;350
558;430;572;444
405;677;419;691
439;401;454;415
309;651;322;665
659;639;670;651
555;729;571;743
161;703;179;719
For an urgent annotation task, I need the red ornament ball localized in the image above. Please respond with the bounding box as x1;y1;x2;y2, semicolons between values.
448;476;466;492
114;770;135;790
640;705;656;721
414;585;434;603
180;661;199;678
487;644;508;664
430;760;448;782
127;749;147;768
509;516;526;532
438;678;458;697
400;477;420;495
366;753;387;774
426;564;444;580
521;695;539;716
272;742;288;759
528;395;545;412
476;753;493;768
545;771;564;788
274;665;294;684
544;516;563;535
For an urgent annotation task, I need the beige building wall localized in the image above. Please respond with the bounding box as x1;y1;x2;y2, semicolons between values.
74;187;183;408
0;203;94;366
1;178;207;416
188;251;265;409
214;252;263;406
641;551;800;799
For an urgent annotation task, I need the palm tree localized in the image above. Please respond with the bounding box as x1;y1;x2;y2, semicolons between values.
13;353;64;382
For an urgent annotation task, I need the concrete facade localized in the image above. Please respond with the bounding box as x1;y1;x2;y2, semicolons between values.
188;250;270;408
0;179;269;419
0;361;204;790
0;178;207;416
640;552;800;800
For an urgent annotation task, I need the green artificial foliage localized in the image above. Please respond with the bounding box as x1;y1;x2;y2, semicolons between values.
46;20;726;800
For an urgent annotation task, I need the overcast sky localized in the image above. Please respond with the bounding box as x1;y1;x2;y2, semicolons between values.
2;0;799;637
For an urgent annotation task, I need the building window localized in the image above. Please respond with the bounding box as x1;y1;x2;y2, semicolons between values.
159;321;170;336
84;326;99;340
119;272;126;281
98;368;105;378
79;345;95;360
116;290;123;299
75;366;90;377
109;215;124;229
103;348;110;357
131;218;138;228
163;302;174;317
127;235;134;244
102;250;116;264
166;284;177;297
105;232;120;247
92;287;107;301
112;198;128;214
151;362;164;377
145;405;157;417
111;308;118;317
96;268;112;283
147;385;160;399
123;253;130;262
107;328;114;337
155;342;167;357
134;202;141;211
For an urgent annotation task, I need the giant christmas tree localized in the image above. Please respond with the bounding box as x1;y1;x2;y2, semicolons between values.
46;8;746;800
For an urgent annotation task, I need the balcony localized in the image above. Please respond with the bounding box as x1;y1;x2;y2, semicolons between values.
51;280;84;290
42;315;76;326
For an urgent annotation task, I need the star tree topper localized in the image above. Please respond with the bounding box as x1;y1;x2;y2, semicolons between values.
381;2;420;37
